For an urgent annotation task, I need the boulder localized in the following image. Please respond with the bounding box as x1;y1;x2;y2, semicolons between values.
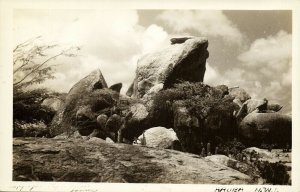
13;137;257;184
244;99;267;114
267;103;283;112
109;83;122;93
50;69;119;137
137;127;179;148
105;114;122;132
170;37;193;44
96;114;108;129
243;147;273;160
206;155;237;166
129;37;209;100
130;103;149;122
229;87;251;103
242;147;291;184
239;113;292;146
205;155;262;183
126;82;134;97
41;98;64;112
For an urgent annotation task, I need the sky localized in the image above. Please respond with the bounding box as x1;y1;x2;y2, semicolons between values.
13;10;292;113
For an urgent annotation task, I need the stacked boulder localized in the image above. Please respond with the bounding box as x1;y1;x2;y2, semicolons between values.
49;36;291;152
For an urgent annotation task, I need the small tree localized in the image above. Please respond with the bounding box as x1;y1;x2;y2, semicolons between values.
13;36;80;91
13;37;80;137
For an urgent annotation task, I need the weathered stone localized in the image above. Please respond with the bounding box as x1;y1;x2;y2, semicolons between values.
239;113;292;146
96;114;108;129
170;37;193;44
205;155;262;183
105;137;115;143
229;87;251;103
129;37;209;100
137;127;179;149
109;83;122;93
267;103;283;112
126;82;134;97
105;114;122;132
50;69;119;137
130;103;149;122
13;137;257;184
244;99;268;114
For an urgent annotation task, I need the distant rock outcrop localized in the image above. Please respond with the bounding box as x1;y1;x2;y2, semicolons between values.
229;87;251;103
50;69;115;137
129;37;209;101
239;113;292;146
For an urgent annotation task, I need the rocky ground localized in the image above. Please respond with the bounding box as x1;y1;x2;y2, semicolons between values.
14;137;257;184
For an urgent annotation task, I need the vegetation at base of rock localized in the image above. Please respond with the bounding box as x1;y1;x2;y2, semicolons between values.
149;81;238;153
256;161;290;184
13;88;66;137
63;88;119;136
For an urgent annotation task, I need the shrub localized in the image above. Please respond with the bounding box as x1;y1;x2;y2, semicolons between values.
149;82;239;154
14;120;49;137
13;88;64;137
256;161;290;184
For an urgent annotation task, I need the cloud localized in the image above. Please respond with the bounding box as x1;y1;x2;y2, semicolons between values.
158;10;244;45
14;10;170;94
237;31;292;113
238;30;292;76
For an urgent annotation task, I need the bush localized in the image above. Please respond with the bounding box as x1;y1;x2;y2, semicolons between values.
256;161;290;184
13;88;64;137
149;82;239;154
14;120;49;137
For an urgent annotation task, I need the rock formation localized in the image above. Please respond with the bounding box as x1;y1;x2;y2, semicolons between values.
136;127;179;148
109;83;122;93
14;36;293;184
229;87;251;103
13;138;257;184
49;69;115;137
129;37;209;102
239;113;292;146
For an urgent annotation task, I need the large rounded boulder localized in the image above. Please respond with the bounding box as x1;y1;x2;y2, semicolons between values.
129;37;209;101
239;112;291;147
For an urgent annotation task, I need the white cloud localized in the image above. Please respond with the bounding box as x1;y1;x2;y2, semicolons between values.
238;30;292;76
236;31;292;112
14;10;170;94
158;10;244;45
141;24;169;54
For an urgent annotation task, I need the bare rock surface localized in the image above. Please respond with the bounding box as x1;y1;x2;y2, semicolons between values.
229;87;251;103
239;113;291;146
13;138;257;184
137;127;179;148
130;37;209;100
50;69;119;137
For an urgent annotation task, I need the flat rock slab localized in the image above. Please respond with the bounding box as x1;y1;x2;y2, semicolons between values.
13;138;257;184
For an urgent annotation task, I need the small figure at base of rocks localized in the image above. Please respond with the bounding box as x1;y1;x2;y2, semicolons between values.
200;147;206;157
207;142;211;156
215;146;219;155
